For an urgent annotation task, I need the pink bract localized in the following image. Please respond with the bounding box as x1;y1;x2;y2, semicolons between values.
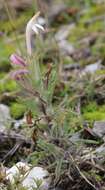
10;69;29;80
10;54;26;67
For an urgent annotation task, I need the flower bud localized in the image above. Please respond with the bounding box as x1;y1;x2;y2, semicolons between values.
10;54;26;67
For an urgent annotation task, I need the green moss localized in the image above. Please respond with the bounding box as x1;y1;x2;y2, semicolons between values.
68;3;105;44
89;170;102;182
10;103;26;119
83;102;105;121
0;41;15;71
68;20;105;44
0;72;6;79
82;101;98;113
80;4;105;23
68;26;86;43
5;80;17;92
63;56;74;65
0;79;17;93
0;12;33;71
87;21;104;32
99;105;105;112
0;10;33;34
83;111;105;121
95;70;105;75
91;41;105;57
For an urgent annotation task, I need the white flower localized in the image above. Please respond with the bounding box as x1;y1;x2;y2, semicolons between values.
26;12;45;56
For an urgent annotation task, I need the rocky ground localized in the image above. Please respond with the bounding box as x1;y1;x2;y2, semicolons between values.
0;0;105;190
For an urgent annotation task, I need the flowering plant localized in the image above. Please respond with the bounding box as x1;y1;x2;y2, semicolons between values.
10;12;57;128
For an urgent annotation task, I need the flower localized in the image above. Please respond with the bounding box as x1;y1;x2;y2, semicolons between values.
10;12;44;80
26;11;45;56
10;54;26;67
10;69;29;80
10;54;28;80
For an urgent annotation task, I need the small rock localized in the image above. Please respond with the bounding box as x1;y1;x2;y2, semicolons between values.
71;48;91;61
93;121;105;138
58;40;75;55
13;117;26;130
92;0;105;4
9;0;33;10
0;104;11;132
22;167;51;190
37;17;46;26
51;188;63;190
0;31;4;36
0;184;7;190
78;35;97;46
55;24;75;42
95;145;105;164
48;3;67;23
6;162;51;190
95;145;105;154
81;60;102;76
69;131;81;143
63;63;80;71
6;162;30;184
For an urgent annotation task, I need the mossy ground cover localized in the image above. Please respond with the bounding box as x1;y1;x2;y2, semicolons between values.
10;102;26;119
82;101;105;121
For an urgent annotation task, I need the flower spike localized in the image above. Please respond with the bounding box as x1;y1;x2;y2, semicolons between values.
26;12;45;56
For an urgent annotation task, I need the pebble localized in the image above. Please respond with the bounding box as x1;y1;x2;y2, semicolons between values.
81;60;102;76
58;40;75;55
93;121;105;138
6;162;51;190
6;162;30;184
22;166;51;190
0;104;11;132
55;24;75;42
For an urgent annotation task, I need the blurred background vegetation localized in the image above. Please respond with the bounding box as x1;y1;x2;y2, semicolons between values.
1;0;105;121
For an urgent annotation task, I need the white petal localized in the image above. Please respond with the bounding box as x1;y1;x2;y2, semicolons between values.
35;23;45;31
32;25;39;34
26;12;44;56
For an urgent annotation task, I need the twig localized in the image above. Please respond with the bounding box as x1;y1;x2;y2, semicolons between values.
69;154;97;190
